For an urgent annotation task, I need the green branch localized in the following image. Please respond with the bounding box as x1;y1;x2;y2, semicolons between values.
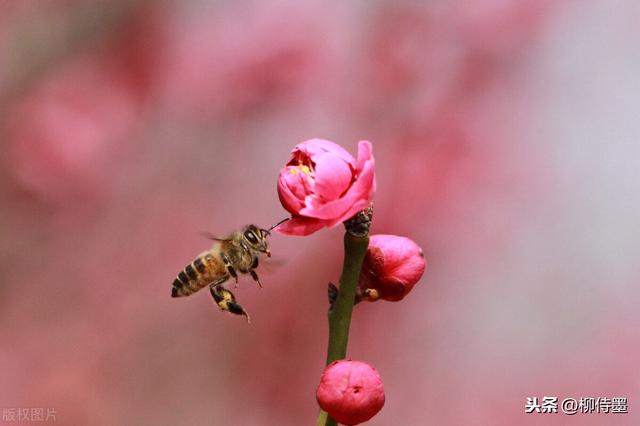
325;232;369;364
317;207;372;426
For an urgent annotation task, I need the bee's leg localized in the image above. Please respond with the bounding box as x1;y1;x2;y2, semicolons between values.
209;284;250;323
248;256;262;288
220;253;238;287
249;270;262;288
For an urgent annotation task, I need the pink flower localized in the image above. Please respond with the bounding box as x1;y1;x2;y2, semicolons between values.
276;139;375;236
359;234;426;302
316;360;385;425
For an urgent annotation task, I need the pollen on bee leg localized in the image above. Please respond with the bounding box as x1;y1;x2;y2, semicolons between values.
227;301;251;323
211;285;251;322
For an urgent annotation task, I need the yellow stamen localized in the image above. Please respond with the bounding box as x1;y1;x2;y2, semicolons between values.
289;164;312;177
299;164;311;175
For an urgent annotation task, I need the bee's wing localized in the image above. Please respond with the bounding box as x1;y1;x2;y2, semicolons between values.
259;256;287;273
200;232;230;242
265;257;287;267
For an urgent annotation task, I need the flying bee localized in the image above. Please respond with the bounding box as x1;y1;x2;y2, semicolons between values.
171;219;287;322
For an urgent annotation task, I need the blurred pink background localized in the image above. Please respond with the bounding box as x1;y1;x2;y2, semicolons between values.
1;1;639;425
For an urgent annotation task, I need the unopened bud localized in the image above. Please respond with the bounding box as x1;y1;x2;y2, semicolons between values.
316;360;385;425
359;234;426;301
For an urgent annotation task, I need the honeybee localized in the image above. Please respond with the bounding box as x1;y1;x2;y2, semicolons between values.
171;220;286;322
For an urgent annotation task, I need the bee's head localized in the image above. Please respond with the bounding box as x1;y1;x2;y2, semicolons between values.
243;224;271;257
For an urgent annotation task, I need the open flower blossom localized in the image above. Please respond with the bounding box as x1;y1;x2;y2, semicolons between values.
276;139;375;236
316;360;385;425
359;234;426;302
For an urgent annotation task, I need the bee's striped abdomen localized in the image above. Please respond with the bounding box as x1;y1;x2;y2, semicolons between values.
171;253;222;297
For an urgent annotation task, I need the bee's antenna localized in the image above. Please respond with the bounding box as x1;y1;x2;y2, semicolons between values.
269;217;290;231
262;217;290;235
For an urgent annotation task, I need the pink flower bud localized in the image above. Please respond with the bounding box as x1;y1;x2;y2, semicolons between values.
276;139;376;236
359;234;426;301
316;360;385;425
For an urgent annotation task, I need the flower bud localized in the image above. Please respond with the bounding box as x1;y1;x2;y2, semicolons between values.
316;360;385;425
359;234;426;302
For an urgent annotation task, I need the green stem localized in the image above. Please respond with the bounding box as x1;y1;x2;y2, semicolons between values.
316;231;370;426
316;410;329;426
326;232;369;363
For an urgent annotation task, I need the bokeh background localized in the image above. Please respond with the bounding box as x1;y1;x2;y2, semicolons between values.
1;1;639;425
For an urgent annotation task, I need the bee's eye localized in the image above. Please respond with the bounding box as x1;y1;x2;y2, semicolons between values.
244;231;259;245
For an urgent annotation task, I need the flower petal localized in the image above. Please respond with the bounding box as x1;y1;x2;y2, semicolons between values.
291;138;355;166
311;153;353;201
277;164;317;213
355;140;373;172
274;216;327;236
277;182;303;215
356;140;376;197
277;169;304;214
300;150;375;221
